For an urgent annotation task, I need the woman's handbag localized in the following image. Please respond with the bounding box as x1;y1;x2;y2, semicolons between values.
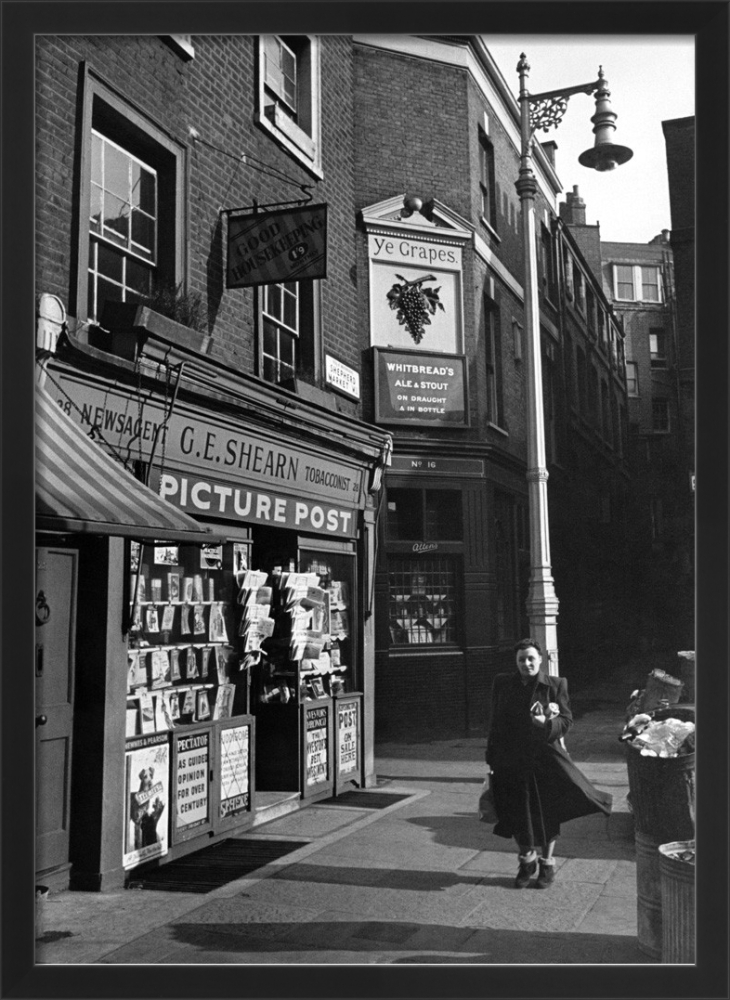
478;773;498;823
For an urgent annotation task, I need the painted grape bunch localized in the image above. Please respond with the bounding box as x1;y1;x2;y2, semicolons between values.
386;273;445;344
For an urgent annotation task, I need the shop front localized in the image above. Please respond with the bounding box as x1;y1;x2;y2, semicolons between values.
37;340;388;890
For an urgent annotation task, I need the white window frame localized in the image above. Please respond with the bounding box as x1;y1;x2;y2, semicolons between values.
256;35;322;177
612;263;663;303
76;68;186;328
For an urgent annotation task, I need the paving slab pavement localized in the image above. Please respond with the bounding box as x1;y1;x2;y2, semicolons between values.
36;696;654;966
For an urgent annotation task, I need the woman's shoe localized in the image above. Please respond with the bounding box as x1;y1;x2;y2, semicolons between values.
514;852;538;888
536;858;556;889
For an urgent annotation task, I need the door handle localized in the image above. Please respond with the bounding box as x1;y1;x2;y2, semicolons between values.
36;715;48;727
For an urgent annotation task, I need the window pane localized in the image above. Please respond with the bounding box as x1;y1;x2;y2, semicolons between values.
104;142;130;199
641;267;659;300
103;192;130;244
131;209;155;258
264;283;282;320
388;556;459;645
279;331;295;366
126;257;153;296
263;319;277;354
131;161;156;216
90;184;103;232
91;132;102;186
425;490;462;540
282;285;298;331
97;241;124;284
386;489;422;540
616;265;634;298
263;355;277;382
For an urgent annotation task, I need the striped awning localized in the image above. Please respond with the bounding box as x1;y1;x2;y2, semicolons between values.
36;384;220;543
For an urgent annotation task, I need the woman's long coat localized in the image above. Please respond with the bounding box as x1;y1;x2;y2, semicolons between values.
485;669;612;842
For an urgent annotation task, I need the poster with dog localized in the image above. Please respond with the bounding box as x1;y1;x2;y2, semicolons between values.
123;732;170;869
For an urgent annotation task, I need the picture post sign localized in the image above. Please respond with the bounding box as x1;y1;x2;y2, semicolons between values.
226;204;328;289
373;347;469;427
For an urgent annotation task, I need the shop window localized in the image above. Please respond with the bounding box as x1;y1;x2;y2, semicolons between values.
260;280;317;384
626;361;639;396
257;35;321;174
652;398;670;434
126;539;252;738
478;130;496;232
77;72;185;327
650;328;667;368
386;489;463;542
485;301;504;427
388;555;459;645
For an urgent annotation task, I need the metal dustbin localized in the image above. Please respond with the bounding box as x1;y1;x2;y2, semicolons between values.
659;840;695;963
625;708;695;959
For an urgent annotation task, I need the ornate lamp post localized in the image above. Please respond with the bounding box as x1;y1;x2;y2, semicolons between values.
516;54;633;674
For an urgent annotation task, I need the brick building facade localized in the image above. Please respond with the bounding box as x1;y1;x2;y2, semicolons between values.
34;33;638;891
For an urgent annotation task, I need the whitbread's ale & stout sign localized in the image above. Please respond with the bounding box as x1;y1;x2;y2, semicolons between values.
226;204;328;289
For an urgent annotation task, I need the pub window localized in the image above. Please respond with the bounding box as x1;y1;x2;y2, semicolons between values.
386;489;463;542
77;73;185;328
257;35;321;173
388;555;460;645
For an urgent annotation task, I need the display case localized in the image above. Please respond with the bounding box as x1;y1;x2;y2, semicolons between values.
250;537;358;798
124;538;257;867
126;539;252;737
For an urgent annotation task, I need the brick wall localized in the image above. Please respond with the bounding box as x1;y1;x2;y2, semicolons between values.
36;34;363;412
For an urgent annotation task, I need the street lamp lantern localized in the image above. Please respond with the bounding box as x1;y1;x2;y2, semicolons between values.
578;67;634;172
515;54;633;675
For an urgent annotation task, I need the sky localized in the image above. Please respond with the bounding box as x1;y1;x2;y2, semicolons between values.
484;36;695;244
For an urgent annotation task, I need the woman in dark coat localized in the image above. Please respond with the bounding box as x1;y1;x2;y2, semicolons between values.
485;638;613;889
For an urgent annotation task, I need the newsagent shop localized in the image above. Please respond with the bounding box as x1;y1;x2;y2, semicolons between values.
35;328;390;892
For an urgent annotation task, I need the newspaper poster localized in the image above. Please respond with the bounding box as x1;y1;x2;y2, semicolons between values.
337;699;360;776
305;705;329;787
219;723;251;819
123;732;170;869
175;731;210;832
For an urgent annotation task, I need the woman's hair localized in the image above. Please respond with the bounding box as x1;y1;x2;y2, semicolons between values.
513;637;542;654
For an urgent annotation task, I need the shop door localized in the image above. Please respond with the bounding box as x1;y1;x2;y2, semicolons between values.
35;546;77;875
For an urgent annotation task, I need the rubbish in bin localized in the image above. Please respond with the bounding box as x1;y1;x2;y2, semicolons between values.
661;842;695;864
620;715;695;757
